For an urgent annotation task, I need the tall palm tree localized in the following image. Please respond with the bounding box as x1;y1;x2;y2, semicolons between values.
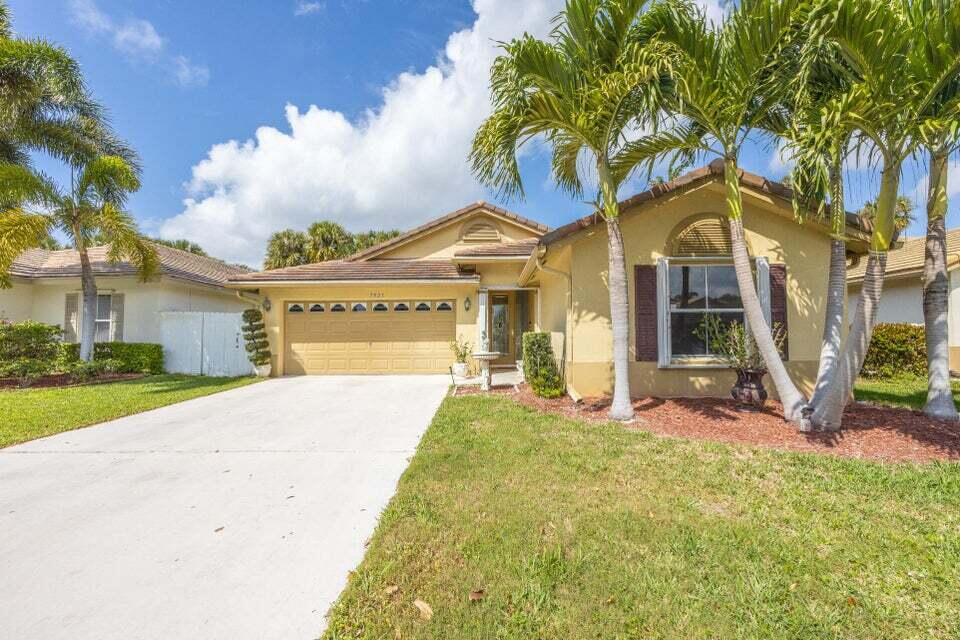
0;157;157;361
904;0;960;420
307;221;353;262
470;0;673;420
0;2;134;169
802;0;935;429
264;229;310;270
613;0;813;421
352;229;400;253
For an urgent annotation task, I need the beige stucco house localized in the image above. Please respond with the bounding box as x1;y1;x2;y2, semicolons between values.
847;229;960;370
1;244;253;344
227;161;870;398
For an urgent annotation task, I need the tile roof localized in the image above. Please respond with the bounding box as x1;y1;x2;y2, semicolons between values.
228;259;479;283
345;201;549;262
539;159;869;247
847;229;960;283
453;238;539;258
10;244;250;288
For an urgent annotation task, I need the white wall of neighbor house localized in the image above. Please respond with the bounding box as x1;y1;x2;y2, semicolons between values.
0;276;250;343
848;278;924;326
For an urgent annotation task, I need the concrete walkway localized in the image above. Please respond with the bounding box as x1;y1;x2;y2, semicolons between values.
0;375;449;640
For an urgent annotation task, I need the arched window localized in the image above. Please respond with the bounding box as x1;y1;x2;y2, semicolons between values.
309;303;324;313
287;303;304;313
436;301;453;312
668;215;733;257
394;302;410;312
352;302;368;312
373;302;389;312
415;301;432;312
330;303;347;312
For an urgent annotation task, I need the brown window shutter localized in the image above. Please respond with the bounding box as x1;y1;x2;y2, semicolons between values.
769;264;788;360
110;293;124;342
63;293;79;343
634;265;658;361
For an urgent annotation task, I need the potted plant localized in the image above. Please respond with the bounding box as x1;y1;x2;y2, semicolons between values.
697;316;785;410
449;334;472;377
242;308;272;377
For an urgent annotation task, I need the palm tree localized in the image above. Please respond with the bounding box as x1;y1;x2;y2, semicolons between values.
352;229;400;253
264;229;310;269
613;0;813;421
904;0;960;420
857;196;915;238
802;0;935;429
0;156;157;360
307;221;353;262
0;2;135;169
470;0;672;420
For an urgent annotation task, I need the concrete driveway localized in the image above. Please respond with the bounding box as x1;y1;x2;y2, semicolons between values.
0;375;449;640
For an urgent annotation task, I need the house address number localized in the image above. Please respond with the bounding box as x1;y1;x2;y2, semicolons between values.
369;292;385;298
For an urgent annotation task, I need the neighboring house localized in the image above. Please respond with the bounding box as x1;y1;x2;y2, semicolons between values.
847;230;960;369
0;244;254;344
228;159;871;399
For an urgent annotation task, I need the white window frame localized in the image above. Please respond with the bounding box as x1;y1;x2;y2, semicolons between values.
91;293;115;343
656;256;770;368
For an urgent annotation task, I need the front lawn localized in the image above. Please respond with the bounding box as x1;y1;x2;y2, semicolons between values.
325;395;960;639
855;375;960;410
0;374;260;448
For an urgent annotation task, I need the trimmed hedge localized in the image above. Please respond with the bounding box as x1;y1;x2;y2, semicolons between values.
60;342;165;375
522;332;565;398
862;323;926;379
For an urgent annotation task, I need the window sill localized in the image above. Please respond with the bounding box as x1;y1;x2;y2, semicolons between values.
659;358;731;369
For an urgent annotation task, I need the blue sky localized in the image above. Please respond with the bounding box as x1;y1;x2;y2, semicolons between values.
11;0;956;265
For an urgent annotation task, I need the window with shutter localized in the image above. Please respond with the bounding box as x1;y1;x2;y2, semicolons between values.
110;293;124;342
63;293;79;343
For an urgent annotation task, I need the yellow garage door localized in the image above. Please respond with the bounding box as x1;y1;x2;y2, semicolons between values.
284;300;456;374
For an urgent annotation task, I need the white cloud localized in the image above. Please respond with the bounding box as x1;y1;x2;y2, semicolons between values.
767;138;793;178
294;1;325;16
173;56;210;88
69;0;205;88
161;0;566;266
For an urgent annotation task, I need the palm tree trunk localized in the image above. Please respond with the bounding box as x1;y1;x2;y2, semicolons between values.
810;165;847;407
811;167;899;430
598;159;634;421
78;245;97;362
723;158;806;421
922;150;958;420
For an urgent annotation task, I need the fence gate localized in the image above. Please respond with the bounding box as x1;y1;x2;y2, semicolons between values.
159;312;253;377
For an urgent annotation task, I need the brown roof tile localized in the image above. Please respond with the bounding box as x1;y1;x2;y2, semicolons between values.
453;238;539;258
539;159;868;247
10;244;250;288
345;201;548;262
847;229;960;283
229;259;478;283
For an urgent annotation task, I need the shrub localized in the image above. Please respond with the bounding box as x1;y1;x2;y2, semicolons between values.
862;323;926;379
449;335;472;363
59;342;164;374
65;358;122;384
0;321;62;386
522;332;565;398
242;308;271;367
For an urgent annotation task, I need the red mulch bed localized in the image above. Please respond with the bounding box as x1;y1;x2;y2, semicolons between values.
462;384;960;463
0;373;144;390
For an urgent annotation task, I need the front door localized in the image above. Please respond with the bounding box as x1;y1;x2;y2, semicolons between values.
489;293;512;365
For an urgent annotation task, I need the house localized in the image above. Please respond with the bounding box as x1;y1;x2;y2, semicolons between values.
227;160;871;398
0;244;254;344
847;230;960;369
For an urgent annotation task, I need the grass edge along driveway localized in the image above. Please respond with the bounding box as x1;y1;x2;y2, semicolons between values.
1;374;260;448
324;394;959;640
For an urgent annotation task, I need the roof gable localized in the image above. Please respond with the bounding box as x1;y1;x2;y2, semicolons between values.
345;201;548;262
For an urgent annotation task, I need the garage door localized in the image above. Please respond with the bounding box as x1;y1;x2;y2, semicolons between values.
284;299;456;374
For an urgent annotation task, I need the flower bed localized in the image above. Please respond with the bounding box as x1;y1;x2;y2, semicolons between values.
472;385;960;463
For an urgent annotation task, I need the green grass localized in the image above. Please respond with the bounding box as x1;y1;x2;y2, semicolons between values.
325;395;960;639
0;374;260;448
854;375;960;410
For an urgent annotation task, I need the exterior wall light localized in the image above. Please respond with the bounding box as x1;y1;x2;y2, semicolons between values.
464;297;472;312
262;297;272;312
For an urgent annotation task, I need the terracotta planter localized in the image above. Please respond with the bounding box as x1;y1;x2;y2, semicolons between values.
452;362;469;377
731;368;768;410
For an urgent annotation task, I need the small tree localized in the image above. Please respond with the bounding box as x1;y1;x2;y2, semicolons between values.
242;308;271;370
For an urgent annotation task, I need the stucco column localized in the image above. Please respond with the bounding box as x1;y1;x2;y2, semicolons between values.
477;289;489;352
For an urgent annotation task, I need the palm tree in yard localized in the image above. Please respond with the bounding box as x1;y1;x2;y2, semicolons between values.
264;229;310;269
799;0;940;429
0;157;157;361
470;0;673;420
904;0;960;420
613;0;814;422
307;221;353;262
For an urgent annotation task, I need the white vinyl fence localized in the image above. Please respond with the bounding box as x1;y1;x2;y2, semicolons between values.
159;312;253;377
